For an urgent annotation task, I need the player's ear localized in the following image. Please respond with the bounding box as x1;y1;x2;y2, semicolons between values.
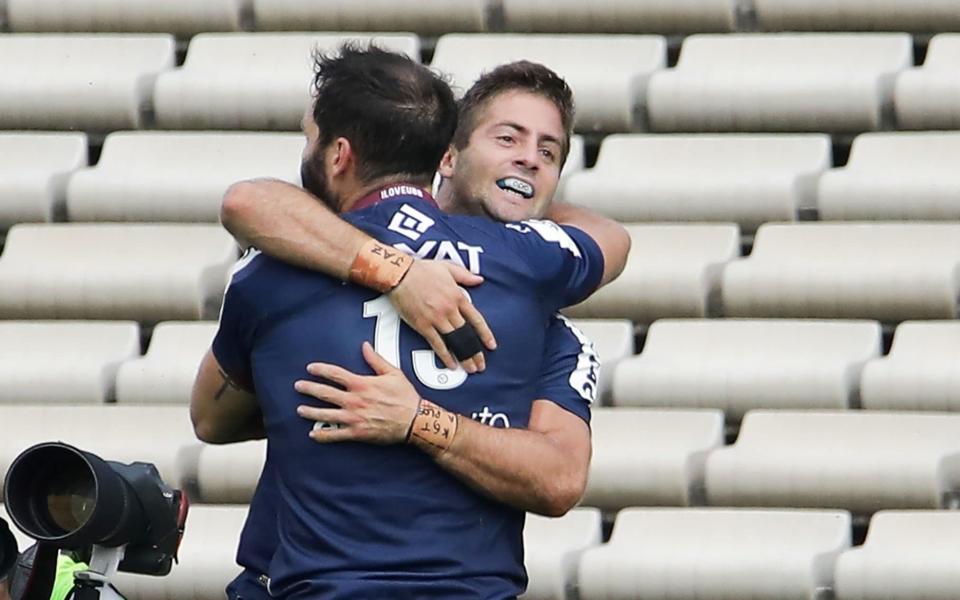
329;137;354;177
437;146;457;178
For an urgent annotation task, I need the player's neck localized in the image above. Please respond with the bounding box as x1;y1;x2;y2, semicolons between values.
345;177;435;212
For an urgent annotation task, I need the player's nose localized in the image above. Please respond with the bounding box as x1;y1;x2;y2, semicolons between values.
512;141;540;172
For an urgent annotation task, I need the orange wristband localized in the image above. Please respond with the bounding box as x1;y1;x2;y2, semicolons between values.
349;239;413;293
406;399;459;452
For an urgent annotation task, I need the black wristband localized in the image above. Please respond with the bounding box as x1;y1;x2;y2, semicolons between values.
441;324;485;362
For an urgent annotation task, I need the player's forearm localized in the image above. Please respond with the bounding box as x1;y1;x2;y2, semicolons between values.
545;201;630;287
221;178;367;279
190;351;266;444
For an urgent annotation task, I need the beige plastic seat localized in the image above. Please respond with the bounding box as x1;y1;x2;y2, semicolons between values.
522;508;602;600
0;224;238;322
835;511;960;600
253;0;486;34
7;0;243;35
0;133;87;231
895;35;960;130
0;34;175;132
570;319;633;405
648;34;912;133
754;0;960;32
0;321;139;405
115;322;218;405
579;508;851;600
614;320;881;420
0;405;198;498
502;0;739;34
582;408;724;510
563;134;831;233
67;132;303;222
861;321;960;412
113;505;249;600
181;440;266;504
706;411;960;513
154;33;421;131
819;133;960;221
431;34;666;132
722;223;960;321
565;224;740;322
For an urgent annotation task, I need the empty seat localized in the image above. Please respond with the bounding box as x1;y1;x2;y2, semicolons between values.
706;411;960;513
0;133;87;231
570;319;634;405
648;34;912;133
754;0;960;32
722;223;960;321
523;508;602;600
502;0;738;34
0;321;139;405
819;133;960;221
154;33;420;131
113;505;249;600
7;0;243;35
835;511;960;600
115;322;218;405
565;224;740;322
579;508;851;600
861;321;960;412
0;224;238;322
66;132;303;222
254;0;486;34
0;34;175;132
431;34;666;132
614;320;881;420
182;440;266;504
895;34;960;130
563;134;831;233
582;408;724;510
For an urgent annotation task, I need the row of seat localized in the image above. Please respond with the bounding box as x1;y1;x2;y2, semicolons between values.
4;0;960;35
4;32;960;133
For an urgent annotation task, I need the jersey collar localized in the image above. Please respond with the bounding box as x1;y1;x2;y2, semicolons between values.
349;183;438;213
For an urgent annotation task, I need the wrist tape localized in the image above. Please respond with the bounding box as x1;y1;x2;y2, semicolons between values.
406;398;459;452
349;239;413;293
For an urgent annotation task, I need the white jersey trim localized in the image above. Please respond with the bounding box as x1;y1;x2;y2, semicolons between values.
556;314;600;405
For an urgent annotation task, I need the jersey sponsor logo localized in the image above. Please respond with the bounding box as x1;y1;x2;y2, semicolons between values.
505;220;583;258
556;315;600;404
388;204;435;241
380;185;424;200
471;406;511;428
394;239;484;275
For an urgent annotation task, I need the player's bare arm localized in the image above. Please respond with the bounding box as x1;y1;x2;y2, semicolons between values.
221;178;496;373
546;201;631;287
294;342;591;516
190;349;265;444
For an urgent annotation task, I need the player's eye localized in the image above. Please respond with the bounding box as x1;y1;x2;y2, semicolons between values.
496;135;514;144
540;148;556;162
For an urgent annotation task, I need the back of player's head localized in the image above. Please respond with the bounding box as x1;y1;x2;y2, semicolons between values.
310;43;458;186
452;61;575;165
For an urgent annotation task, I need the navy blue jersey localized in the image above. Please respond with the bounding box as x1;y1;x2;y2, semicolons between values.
213;190;603;599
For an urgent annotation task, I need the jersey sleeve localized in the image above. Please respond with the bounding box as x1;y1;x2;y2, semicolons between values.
501;219;605;311
211;253;260;392
533;315;600;425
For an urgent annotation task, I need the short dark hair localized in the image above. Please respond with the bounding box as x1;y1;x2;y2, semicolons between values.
452;61;575;165
310;43;458;186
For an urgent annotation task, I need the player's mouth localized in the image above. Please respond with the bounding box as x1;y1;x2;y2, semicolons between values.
496;177;535;200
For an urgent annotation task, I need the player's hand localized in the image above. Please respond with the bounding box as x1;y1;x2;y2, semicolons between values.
295;342;420;445
388;260;497;374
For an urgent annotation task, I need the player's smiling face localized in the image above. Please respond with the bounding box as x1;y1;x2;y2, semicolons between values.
440;90;566;223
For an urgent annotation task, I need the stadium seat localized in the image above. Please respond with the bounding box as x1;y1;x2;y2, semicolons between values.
153;33;420;131
647;34;912;133
578;508;851;600
0;132;87;231
0;321;139;405
754;0;960;32
0;405;198;498
253;0;486;34
115;322;218;405
66;132;303;223
6;0;243;36
0;224;238;322
582;408;724;510
183;440;265;504
562;134;831;233
861;321;960;412
502;0;739;34
523;508;601;600
835;511;960;600
722;223;960;321
613;319;881;420
431;34;666;132
706;411;960;513
564;224;740;322
0;34;175;132
113;505;249;600
569;319;633;405
819;133;960;221
895;34;960;130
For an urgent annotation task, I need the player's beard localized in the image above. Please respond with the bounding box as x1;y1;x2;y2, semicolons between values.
300;156;341;213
